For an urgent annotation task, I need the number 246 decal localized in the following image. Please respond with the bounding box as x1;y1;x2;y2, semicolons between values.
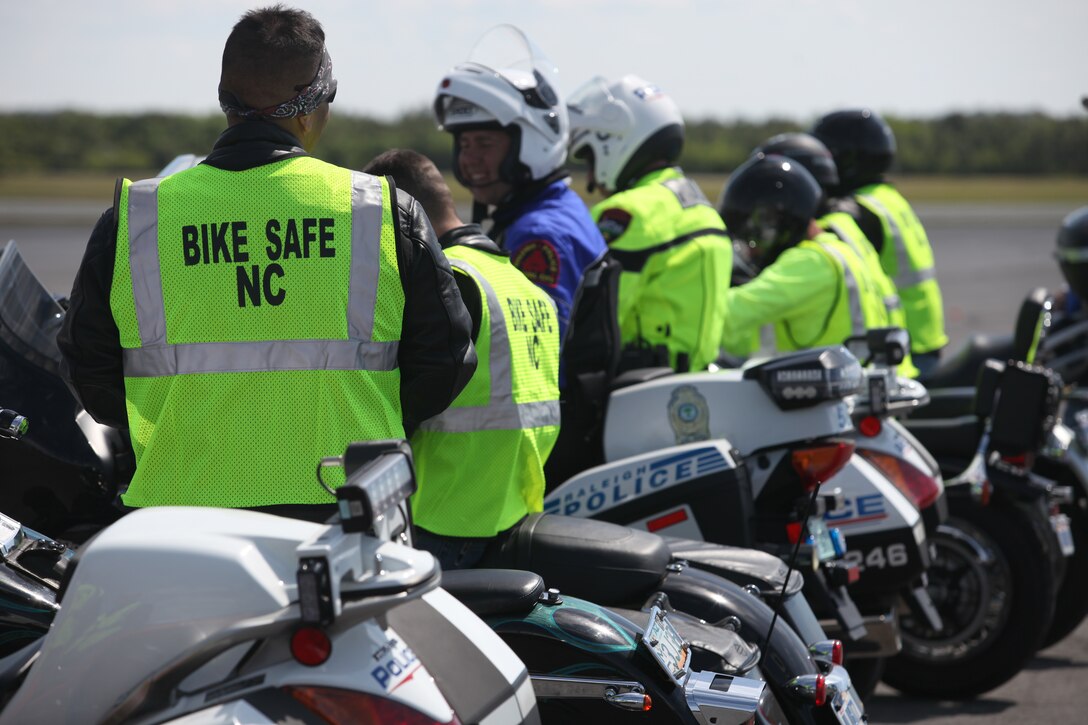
843;543;909;570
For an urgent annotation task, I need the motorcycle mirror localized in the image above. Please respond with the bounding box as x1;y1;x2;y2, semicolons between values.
1012;288;1052;363
844;328;909;367
973;359;1006;419
988;360;1063;456
868;327;910;366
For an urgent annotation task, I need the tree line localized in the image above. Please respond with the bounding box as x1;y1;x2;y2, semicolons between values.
1;110;1085;176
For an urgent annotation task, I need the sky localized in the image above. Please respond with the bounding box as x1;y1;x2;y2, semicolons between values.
4;0;1087;123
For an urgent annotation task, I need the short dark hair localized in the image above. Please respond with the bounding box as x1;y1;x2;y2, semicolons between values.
220;5;326;110
363;149;456;224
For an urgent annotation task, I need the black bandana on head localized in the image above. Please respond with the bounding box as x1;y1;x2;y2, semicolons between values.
219;48;337;120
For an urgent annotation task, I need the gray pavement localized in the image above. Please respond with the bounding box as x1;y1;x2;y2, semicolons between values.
866;617;1088;723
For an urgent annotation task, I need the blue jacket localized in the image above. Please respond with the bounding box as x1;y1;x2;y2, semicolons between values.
491;178;606;340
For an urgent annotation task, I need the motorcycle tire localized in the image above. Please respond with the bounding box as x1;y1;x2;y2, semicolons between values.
1041;494;1088;648
843;656;884;703
881;499;1056;699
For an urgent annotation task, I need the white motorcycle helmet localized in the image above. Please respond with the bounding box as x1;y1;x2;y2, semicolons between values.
434;25;569;188
567;74;685;194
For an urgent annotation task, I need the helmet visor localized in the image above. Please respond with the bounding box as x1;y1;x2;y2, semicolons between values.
463;24;561;110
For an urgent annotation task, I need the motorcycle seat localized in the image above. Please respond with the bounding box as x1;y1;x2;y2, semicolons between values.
481;513;671;606
661;537;803;597
441;569;545;617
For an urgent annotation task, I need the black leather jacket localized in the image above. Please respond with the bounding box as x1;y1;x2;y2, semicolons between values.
58;121;476;434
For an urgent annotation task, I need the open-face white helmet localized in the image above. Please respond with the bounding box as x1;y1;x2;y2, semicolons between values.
434;24;569;186
567;74;685;194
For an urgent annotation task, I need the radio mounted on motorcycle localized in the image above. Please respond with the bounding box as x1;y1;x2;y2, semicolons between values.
299;441;430;627
743;346;864;411
333;440;418;535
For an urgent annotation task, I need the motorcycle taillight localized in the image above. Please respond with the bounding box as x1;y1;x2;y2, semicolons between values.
791;442;855;492
786;673;827;707
284;686;459;725
857;449;941;509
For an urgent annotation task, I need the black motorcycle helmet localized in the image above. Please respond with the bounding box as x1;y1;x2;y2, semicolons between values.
756;132;840;192
717;153;822;272
811;109;896;192
1056;206;1088;300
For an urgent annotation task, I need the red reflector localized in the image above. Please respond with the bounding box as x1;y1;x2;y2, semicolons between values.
647;509;689;532
814;674;827;707
291;627;332;667
791;442;855;491
1001;452;1029;467
285;686;453;725
846;564;861;584
980;479;993;506
858;416;882;437
786;521;803;544
830;639;844;666
857;449;941;509
642;694;653;711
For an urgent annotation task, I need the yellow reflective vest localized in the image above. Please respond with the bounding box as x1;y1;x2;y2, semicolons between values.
591;167;732;372
820;211;920;377
411;244;560;537
112;158;404;507
722;232;888;354
855;183;948;354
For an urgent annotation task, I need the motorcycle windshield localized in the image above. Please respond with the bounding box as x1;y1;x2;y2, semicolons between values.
463;24;562;110
0;241;65;377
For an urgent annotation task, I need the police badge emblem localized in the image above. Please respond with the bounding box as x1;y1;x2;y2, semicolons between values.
668;385;710;444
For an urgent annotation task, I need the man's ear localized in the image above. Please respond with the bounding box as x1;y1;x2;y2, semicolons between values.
297;112;315;134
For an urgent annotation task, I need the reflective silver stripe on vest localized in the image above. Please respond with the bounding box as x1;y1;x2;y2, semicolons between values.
858;193;936;289
420;399;561;433
826;221;904;317
349;173;383;339
123;172;397;376
826;221;868;262
419;258;560;434
819;242;867;337
127;178;168;346
123;338;399;376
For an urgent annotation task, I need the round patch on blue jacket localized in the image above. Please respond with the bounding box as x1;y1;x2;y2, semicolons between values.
512;239;561;287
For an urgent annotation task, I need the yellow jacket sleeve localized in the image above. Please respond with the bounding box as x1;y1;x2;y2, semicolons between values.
722;245;839;354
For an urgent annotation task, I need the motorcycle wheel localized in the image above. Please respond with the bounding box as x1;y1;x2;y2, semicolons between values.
1041;495;1088;647
881;500;1056;699
843;656;884;702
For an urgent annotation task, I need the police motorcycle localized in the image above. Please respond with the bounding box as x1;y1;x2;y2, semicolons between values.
868;335;1074;697
0;407;542;725
902;281;1088;654
546;335;938;671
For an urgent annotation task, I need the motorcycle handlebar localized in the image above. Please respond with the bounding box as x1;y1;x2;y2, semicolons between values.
0;408;28;440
